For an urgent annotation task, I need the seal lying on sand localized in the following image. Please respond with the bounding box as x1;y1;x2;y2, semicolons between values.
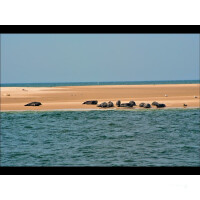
143;103;151;108
139;103;145;107
152;101;159;106
152;101;166;108
107;101;114;107
116;100;121;107
24;102;42;106
83;100;98;105
97;102;107;107
156;103;166;108
120;102;134;107
129;101;136;106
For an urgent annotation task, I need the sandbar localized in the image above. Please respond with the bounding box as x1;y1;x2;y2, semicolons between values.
1;84;199;111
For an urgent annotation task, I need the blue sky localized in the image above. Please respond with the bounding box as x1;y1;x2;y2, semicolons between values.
1;34;199;83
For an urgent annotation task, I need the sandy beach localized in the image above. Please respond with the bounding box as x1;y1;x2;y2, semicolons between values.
1;84;199;111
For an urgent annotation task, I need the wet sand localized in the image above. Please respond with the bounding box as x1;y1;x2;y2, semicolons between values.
1;84;199;111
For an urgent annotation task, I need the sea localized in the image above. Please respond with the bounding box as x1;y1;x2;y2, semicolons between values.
1;80;200;166
1;79;199;87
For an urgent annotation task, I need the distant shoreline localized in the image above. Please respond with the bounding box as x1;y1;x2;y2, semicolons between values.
1;80;199;87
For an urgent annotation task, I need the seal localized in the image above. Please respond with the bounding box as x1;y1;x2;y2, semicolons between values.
83;100;98;105
143;103;151;108
156;104;166;108
24;102;42;106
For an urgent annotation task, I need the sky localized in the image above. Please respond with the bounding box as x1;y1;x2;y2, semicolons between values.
1;34;199;83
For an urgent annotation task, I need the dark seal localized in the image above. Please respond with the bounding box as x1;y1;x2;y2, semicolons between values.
83;100;98;105
24;102;42;106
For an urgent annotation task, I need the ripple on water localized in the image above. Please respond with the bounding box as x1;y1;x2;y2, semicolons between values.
1;109;200;166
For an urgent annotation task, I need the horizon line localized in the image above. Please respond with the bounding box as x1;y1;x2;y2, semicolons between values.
1;79;199;85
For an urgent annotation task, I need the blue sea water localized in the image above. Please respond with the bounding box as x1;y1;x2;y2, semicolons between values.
1;109;199;166
1;80;199;87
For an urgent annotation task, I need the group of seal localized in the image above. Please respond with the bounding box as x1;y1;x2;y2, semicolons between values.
83;100;166;109
97;100;136;108
97;101;114;108
139;103;151;108
116;100;136;107
139;101;166;108
83;100;138;108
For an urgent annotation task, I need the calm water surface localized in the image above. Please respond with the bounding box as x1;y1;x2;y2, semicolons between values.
1;80;199;87
1;109;199;166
